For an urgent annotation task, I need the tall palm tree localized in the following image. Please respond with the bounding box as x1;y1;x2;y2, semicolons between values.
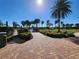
51;0;71;32
34;19;40;28
75;23;79;29
6;21;8;27
0;20;3;27
41;21;44;27
31;21;36;27
66;23;70;29
21;21;26;28
13;22;18;28
46;20;50;28
28;21;31;29
61;21;64;28
55;20;58;28
25;20;29;28
70;24;74;28
25;20;31;29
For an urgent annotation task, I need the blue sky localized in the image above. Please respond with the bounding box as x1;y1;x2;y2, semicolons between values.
0;0;79;26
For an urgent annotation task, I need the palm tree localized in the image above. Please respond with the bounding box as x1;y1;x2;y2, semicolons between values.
75;23;79;29
70;24;74;28
55;20;58;28
61;21;64;28
51;0;71;32
25;20;29;28
31;21;35;27
66;23;70;29
34;19;40;28
21;21;26;28
41;21;44;27
6;21;8;27
25;20;32;29
46;20;50;29
28;21;31;29
62;24;65;29
13;22;18;28
0;20;3;27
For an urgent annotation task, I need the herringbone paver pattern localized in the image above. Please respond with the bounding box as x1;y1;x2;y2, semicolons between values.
0;32;79;59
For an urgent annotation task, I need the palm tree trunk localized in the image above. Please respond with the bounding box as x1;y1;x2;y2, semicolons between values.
36;24;37;28
58;18;61;32
42;24;43;27
29;25;30;29
55;24;56;28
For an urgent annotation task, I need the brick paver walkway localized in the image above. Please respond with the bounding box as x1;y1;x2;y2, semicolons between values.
0;32;79;59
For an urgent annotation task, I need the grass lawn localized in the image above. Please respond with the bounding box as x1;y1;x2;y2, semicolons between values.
39;29;79;33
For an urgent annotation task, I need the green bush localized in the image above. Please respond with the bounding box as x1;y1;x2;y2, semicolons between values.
64;32;75;37
7;36;14;42
0;36;6;48
39;29;75;38
7;27;14;36
0;27;7;32
18;28;29;33
18;32;32;41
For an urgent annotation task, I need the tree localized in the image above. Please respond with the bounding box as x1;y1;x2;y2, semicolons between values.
13;22;19;28
34;19;40;28
62;24;65;29
31;21;36;27
55;20;58;28
75;23;79;28
46;20;50;28
25;20;31;29
70;24;74;28
0;20;3;27
66;23;70;29
21;21;26;28
41;21;44;27
51;0;71;32
61;21;64;28
6;21;8;27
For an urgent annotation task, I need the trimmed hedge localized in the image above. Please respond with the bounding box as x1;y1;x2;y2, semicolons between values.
0;27;7;32
7;28;32;43
7;27;14;36
0;36;6;48
18;32;32;41
39;29;75;38
18;28;32;41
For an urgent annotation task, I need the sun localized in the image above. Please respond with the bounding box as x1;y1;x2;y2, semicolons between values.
36;0;43;6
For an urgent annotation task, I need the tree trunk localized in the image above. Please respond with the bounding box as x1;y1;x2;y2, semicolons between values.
58;18;61;32
36;24;38;28
29;25;30;29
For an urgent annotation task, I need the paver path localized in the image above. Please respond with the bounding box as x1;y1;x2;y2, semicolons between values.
0;32;79;59
13;29;18;36
74;32;79;37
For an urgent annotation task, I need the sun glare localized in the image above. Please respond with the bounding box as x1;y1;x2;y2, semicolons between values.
36;0;43;6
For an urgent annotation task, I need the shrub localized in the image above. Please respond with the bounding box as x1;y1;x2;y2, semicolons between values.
18;28;29;33
65;32;75;37
7;27;14;36
7;36;14;42
0;36;6;48
0;27;7;32
18;32;32;41
39;29;75;38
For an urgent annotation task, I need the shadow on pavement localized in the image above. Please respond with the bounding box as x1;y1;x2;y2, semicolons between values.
69;37;79;45
8;35;33;44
